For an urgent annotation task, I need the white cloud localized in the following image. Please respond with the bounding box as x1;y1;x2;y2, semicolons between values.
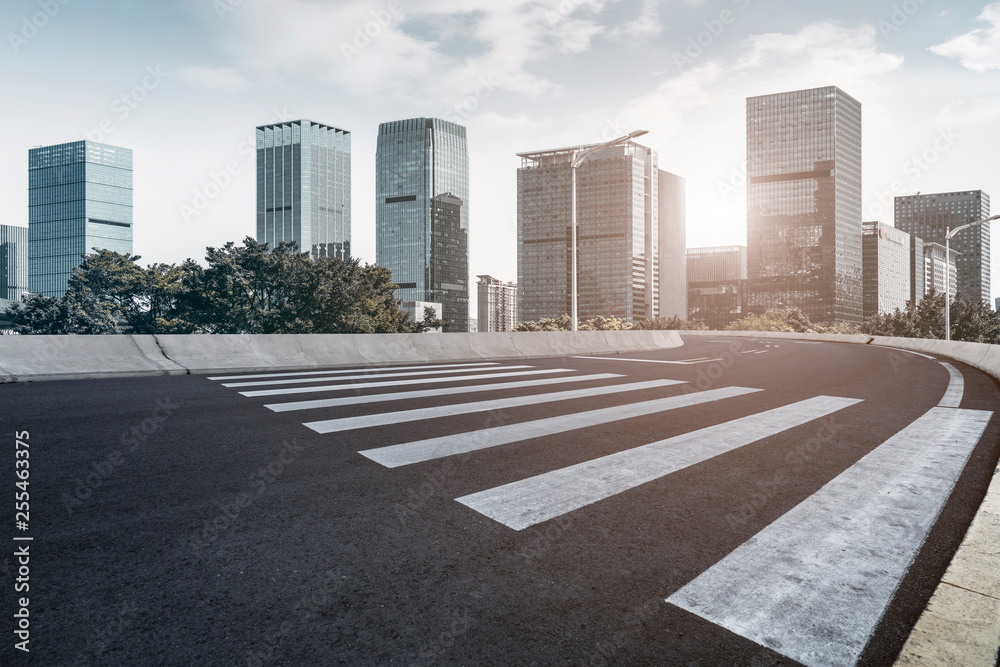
929;2;1000;72
176;66;248;92
609;0;663;41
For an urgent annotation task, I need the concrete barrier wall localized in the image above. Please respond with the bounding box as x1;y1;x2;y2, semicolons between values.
0;330;683;382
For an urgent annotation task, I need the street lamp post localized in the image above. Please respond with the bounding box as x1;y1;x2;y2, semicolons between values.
569;129;648;332
944;214;1000;341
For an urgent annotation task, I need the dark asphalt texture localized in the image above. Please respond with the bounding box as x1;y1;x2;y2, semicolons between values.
1;336;999;666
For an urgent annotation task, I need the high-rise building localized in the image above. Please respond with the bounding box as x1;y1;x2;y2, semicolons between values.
687;245;747;329
0;225;29;303
401;300;443;333
376;118;469;332
894;190;990;303
862;222;910;318
746;86;863;324
256;119;351;261
908;235;926;306
28;141;133;297
477;275;518;333
516;140;684;323
924;242;959;297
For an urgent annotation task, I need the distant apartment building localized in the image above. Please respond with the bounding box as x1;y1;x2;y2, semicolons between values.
862;222;910;318
376;118;469;332
477;275;518;332
894;190;990;302
687;245;747;329
28;141;133;297
516;140;685;323
746;86;863;324
924;242;959;297
0;225;28;302
401;300;443;333
256;119;351;261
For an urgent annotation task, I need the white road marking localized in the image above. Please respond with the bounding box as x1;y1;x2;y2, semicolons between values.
874;345;936;360
265;373;623;412
360;386;762;468
208;362;498;381
938;362;964;408
457;396;862;531
238;369;571;398
222;365;535;388
667;406;993;667
572;356;724;365
303;379;684;434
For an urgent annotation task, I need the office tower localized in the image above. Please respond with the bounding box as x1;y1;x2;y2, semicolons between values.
687;245;747;329
256;119;351;261
376;118;469;332
862;222;910;318
909;235;926;306
516;140;682;323
400;300;443;332
894;190;990;302
995;297;999;312
923;242;958;296
477;275;518;333
28;141;133;298
0;225;28;303
746;86;863;324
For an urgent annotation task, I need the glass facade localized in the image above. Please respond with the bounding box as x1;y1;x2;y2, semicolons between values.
862;222;910;318
28;141;133;297
0;224;29;302
687;245;747;329
746;86;863;324
376;118;469;332
517;142;682;323
894;190;990;303
256;120;351;261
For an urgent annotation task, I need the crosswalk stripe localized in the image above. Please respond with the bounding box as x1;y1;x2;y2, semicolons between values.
456;395;862;531
303;379;685;435
238;369;574;398
938;362;963;407
360;386;762;468
265;373;624;412
221;365;536;388
666;406;993;667
208;362;499;381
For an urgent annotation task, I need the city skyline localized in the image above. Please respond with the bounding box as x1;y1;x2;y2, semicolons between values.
2;1;1000;310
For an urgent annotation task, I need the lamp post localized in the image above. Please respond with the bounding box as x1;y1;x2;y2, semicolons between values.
944;214;1000;340
569;129;648;332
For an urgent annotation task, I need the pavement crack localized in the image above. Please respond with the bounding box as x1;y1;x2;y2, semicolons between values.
940;580;1000;602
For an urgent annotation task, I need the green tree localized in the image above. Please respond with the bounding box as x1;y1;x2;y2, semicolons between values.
631;316;708;331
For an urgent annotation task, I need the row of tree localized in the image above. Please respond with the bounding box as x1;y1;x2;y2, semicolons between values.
513;292;1000;344
4;239;444;335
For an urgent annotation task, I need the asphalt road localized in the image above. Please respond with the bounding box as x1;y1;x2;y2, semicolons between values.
2;336;999;666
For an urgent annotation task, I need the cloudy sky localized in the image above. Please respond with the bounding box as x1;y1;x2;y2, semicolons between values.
3;0;1000;306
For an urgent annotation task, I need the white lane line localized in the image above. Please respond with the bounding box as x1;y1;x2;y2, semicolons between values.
222;365;535;388
572;356;724;365
938;362;964;408
239;369;571;398
874;345;936;360
667;406;993;667
792;341;823;345
457;396;862;531
303;379;684;434
266;373;623;412
208;362;498;381
360;386;763;468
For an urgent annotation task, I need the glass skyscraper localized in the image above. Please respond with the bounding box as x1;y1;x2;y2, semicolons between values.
28;141;133;297
894;190;990;303
0;224;29;302
746;86;863;324
256;120;351;261
516;140;684;323
376;118;469;332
